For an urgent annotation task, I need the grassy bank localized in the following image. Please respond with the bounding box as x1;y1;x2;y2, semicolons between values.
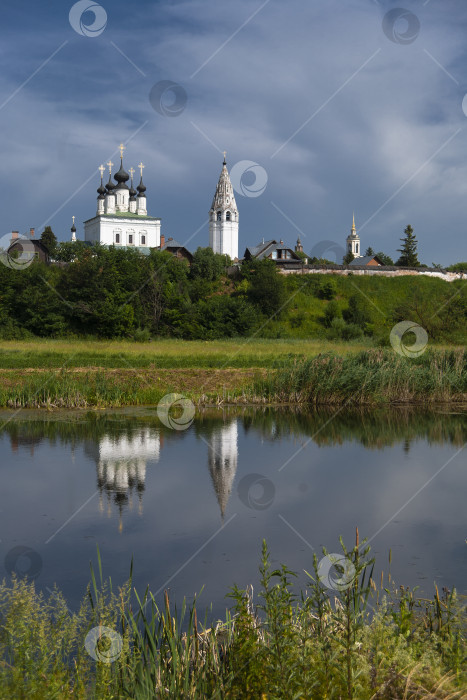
0;349;465;408
0;537;465;699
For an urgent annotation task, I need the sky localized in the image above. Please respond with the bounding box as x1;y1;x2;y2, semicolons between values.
1;0;467;265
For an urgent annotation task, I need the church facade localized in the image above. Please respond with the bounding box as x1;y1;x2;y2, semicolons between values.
84;145;161;249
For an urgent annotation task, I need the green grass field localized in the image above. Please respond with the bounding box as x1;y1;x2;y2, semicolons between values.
0;338;371;369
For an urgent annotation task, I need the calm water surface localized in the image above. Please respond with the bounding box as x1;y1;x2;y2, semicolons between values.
0;407;465;618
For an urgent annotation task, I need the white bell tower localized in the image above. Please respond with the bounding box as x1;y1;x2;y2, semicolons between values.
346;214;361;258
209;153;239;261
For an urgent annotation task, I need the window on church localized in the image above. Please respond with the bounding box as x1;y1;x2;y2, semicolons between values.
128;234;133;245
226;211;231;221
141;235;146;245
115;233;120;244
217;211;221;221
356;243;359;253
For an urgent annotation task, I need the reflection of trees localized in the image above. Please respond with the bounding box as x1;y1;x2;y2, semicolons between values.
236;407;467;452
4;407;466;453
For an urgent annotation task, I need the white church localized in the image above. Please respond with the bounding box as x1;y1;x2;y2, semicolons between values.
84;145;239;260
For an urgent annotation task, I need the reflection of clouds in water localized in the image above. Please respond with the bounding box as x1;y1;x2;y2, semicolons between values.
208;421;238;520
92;429;161;531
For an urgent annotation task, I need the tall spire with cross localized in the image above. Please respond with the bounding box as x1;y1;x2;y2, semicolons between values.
128;166;137;212
71;215;77;242
136;162;147;215
209;153;238;260
346;212;361;259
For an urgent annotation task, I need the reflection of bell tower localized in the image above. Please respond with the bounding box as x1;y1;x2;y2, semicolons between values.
92;429;160;532
208;421;238;520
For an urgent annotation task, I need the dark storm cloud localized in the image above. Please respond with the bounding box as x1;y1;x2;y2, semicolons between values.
0;0;466;264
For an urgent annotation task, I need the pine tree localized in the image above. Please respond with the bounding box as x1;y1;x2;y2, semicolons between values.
40;226;58;257
396;225;420;267
343;251;354;265
376;251;394;266
365;246;375;256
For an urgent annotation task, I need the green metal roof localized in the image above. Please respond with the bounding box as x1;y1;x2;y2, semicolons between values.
83;213;160;223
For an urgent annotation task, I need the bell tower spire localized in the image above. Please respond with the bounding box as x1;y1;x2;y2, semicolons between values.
346;212;361;258
209;154;239;260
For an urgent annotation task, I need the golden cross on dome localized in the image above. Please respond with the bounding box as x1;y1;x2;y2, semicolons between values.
138;162;145;177
223;150;227;162
98;164;105;178
107;160;114;174
119;143;126;159
129;167;135;178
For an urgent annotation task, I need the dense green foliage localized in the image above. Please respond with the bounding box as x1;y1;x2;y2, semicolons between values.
0;539;464;698
0;243;465;342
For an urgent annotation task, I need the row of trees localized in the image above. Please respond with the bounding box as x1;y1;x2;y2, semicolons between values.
0;243;288;339
39;224;464;270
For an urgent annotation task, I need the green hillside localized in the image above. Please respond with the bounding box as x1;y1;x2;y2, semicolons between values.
0;245;465;344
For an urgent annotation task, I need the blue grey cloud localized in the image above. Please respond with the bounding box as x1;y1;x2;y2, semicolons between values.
0;0;466;264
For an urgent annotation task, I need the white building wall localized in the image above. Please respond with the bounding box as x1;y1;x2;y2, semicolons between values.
209;220;238;260
84;216;161;248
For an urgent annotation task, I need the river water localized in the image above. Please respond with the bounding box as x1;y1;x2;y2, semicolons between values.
0;407;465;619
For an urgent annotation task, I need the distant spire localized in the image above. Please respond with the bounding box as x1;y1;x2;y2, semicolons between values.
223;150;227;165
71;215;76;242
352;212;356;234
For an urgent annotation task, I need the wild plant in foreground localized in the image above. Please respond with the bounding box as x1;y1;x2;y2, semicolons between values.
0;537;465;699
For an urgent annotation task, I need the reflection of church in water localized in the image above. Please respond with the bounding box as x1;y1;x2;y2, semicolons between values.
86;421;239;530
85;428;162;532
208;421;238;520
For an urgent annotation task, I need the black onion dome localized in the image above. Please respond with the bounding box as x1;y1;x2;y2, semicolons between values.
71;222;76;233
137;176;146;196
129;178;137;200
97;178;106;199
114;158;130;184
106;175;116;193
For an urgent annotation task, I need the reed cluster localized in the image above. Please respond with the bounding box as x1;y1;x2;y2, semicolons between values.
251;349;467;405
0;537;465;699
